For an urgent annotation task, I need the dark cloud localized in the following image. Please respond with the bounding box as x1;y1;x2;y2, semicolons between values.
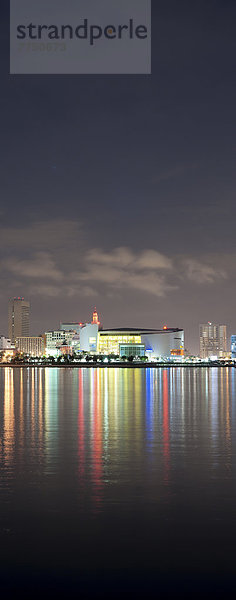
0;220;230;304
2;252;63;282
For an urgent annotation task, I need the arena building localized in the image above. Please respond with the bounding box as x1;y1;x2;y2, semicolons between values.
97;327;184;359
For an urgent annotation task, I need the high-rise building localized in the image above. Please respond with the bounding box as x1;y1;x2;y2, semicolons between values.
199;323;227;358
8;297;30;343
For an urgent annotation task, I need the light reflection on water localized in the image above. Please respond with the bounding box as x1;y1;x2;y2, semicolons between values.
0;367;235;503
0;366;236;591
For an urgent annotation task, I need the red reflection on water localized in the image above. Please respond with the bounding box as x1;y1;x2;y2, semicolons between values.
92;371;103;510
78;371;85;483
163;370;170;483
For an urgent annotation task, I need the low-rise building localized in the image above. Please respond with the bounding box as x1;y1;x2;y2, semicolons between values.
80;324;99;353
62;322;184;359
59;343;73;356
0;336;12;350
60;322;83;334
45;330;75;356
99;330;141;355
231;335;236;359
119;343;145;358
71;334;80;353
98;327;184;359
0;348;16;362
15;336;45;357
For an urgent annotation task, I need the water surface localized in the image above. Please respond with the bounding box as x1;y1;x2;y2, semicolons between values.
0;367;236;596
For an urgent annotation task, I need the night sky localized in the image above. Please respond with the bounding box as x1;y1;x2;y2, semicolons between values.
0;1;235;353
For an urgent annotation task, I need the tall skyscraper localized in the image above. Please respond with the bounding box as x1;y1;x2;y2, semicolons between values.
199;322;227;358
8;297;30;344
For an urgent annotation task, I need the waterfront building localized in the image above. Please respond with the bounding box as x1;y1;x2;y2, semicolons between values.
15;336;45;357
45;330;75;356
231;335;236;359
0;336;12;350
80;324;99;353
59;343;72;356
60;322;83;334
119;343;145;358
98;328;184;359
71;334;80;353
0;348;16;362
8;297;30;343
199;323;227;358
99;330;142;355
55;321;184;359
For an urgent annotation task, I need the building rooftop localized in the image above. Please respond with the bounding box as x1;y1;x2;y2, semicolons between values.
99;328;183;334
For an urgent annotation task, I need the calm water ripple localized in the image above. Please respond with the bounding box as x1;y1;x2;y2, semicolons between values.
0;366;236;596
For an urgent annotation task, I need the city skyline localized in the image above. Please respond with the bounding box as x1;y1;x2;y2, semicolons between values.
1;2;236;596
0;1;235;355
0;296;234;355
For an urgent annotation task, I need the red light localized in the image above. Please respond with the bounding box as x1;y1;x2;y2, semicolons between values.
163;326;167;330
92;308;100;326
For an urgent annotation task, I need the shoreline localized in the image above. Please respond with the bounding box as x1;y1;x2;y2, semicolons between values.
0;362;234;369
